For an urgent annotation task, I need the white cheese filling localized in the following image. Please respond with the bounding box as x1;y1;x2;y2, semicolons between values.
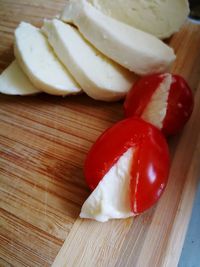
80;147;135;222
141;73;172;129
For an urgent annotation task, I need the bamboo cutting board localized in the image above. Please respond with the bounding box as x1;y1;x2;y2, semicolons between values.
0;1;200;267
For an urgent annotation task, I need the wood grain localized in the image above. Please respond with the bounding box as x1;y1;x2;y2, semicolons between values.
0;1;200;266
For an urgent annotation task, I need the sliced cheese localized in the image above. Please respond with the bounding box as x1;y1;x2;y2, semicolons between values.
88;0;190;39
42;19;136;101
61;0;176;75
14;22;81;96
141;73;172;129
0;60;40;95
80;147;135;222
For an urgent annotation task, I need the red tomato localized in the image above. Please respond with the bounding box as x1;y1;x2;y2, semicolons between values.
84;118;170;214
124;74;194;135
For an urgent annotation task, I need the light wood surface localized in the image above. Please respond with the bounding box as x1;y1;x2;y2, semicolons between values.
0;1;200;267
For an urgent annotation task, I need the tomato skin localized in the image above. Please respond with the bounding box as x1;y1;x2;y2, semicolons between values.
130;127;169;213
162;75;194;135
84;118;170;214
124;74;194;136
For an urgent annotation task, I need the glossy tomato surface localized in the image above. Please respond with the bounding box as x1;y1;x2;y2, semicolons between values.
124;74;194;136
84;118;170;214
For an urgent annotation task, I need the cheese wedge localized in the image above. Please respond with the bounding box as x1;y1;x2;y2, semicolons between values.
88;0;190;39
14;22;81;96
61;0;176;75
0;60;40;95
80;148;134;222
42;19;136;101
141;74;172;129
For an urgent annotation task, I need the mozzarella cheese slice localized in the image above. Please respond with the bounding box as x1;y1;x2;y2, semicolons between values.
61;0;176;75
42;19;136;101
141;73;172;129
0;60;40;95
14;22;81;96
88;0;190;39
80;147;135;222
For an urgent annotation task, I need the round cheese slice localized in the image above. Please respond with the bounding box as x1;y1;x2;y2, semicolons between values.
0;60;40;95
14;22;81;96
42;19;137;101
88;0;190;39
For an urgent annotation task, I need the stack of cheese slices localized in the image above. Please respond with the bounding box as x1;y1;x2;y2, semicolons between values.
0;0;189;101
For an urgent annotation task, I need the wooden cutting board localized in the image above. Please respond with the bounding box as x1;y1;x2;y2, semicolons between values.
0;1;200;266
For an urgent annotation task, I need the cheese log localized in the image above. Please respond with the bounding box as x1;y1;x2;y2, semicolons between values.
60;0;176;75
88;0;190;39
14;22;81;96
42;19;137;101
0;60;40;95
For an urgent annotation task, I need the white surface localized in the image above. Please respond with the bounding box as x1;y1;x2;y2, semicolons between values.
42;19;136;101
88;0;190;39
61;0;176;75
80;148;135;222
14;22;81;96
0;60;40;95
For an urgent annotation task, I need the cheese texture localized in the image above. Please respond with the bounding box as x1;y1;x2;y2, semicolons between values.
0;60;40;95
14;22;81;96
80;148;135;222
88;0;190;39
142;73;172;129
61;0;176;75
42;19;136;101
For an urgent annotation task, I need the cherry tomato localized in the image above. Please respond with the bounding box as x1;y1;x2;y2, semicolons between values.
124;74;194;135
84;118;170;214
